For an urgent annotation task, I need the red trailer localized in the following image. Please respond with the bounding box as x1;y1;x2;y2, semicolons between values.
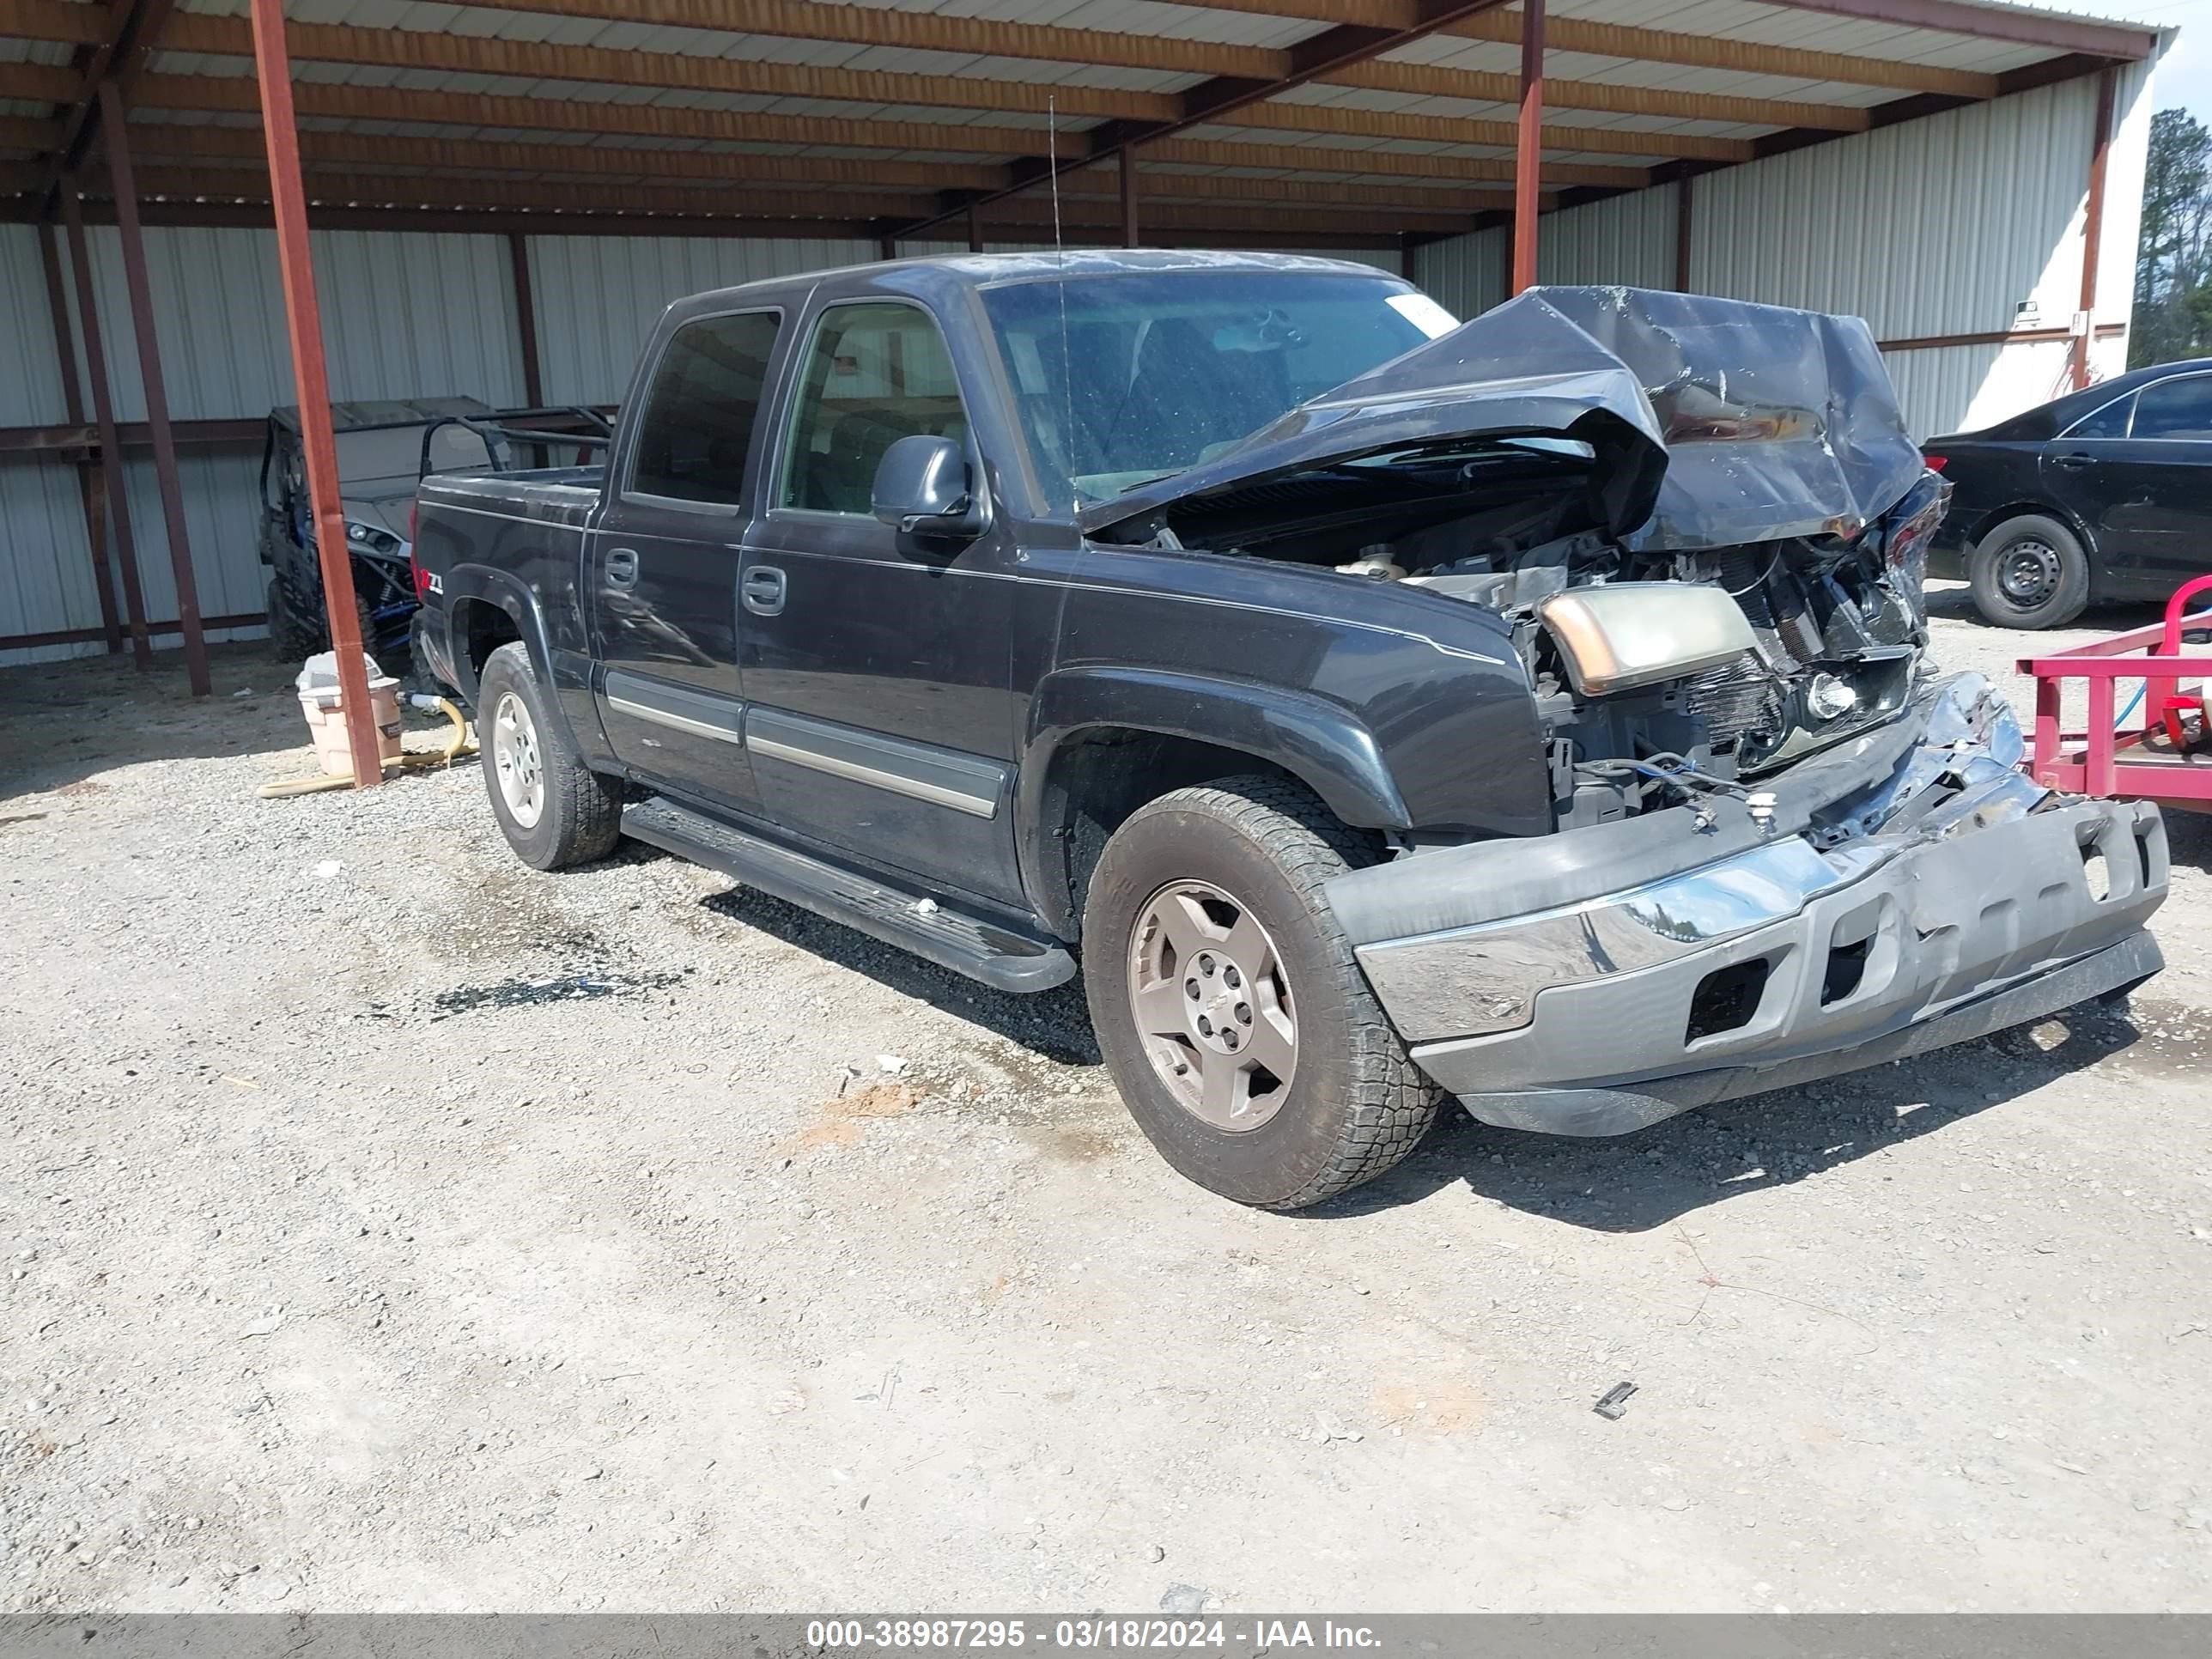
2020;574;2212;812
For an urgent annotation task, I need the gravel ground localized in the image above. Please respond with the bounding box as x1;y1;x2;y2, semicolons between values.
2;585;2209;1613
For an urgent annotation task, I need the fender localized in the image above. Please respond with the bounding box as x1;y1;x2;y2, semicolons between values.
1017;665;1410;935
441;563;611;765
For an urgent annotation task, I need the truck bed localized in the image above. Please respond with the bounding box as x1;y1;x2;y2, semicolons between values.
421;465;605;526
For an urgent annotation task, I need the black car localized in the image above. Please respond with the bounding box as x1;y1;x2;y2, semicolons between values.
1925;356;2212;629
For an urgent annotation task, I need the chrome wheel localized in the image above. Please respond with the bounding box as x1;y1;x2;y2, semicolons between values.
1125;878;1297;1132
490;691;545;830
1997;538;2062;608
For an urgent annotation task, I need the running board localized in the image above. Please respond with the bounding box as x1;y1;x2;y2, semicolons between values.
622;795;1076;994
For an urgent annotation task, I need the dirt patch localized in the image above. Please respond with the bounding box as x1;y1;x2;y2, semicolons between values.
1370;1382;1488;1437
779;1079;929;1154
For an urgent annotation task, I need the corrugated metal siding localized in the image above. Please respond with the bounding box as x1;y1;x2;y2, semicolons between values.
0;225;71;428
72;226;526;421
117;446;270;639
1537;183;1680;290
1690;77;2101;341
528;234;880;405
0;459;101;668
1411;226;1506;323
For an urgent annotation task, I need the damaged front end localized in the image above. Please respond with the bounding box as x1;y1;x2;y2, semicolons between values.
1083;284;2166;1128
1083;286;1954;831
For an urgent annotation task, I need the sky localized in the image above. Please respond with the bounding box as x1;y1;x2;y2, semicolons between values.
2121;0;2210;126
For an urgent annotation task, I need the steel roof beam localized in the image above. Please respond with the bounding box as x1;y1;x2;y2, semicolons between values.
1753;0;2153;60
0;6;1782;165
10;197;1411;250
58;158;1468;240
319;0;2019;99
35;0;176;213
899;0;1532;238
0;64;1747;165
81;119;1548;209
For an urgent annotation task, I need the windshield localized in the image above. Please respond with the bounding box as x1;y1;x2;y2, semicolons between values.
978;270;1450;509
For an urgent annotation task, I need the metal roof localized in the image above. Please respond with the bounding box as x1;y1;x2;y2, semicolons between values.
0;0;2171;248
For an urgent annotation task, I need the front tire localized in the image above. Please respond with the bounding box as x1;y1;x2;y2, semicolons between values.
1968;514;2091;629
477;642;621;870
1082;776;1442;1210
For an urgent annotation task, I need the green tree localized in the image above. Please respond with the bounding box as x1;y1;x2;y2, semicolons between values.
2131;108;2212;368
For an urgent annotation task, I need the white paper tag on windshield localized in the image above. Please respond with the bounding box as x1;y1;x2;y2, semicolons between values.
1387;293;1461;338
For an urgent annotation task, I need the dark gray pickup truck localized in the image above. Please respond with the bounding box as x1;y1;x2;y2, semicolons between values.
411;251;2167;1210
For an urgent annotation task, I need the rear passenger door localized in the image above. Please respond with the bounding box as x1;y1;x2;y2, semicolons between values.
591;307;782;811
738;298;1026;908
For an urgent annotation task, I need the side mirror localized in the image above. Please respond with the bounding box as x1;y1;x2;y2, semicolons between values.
872;434;986;541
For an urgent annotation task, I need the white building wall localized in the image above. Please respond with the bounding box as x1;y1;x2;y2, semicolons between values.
0;458;102;667
1402;64;2157;441
527;234;880;405
1538;183;1680;291
0;225;71;429
1411;225;1507;325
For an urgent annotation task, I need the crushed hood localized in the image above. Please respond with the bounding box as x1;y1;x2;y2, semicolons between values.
1079;285;1924;553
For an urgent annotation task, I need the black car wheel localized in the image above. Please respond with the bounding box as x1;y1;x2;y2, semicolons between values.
1968;514;2091;629
1081;775;1442;1211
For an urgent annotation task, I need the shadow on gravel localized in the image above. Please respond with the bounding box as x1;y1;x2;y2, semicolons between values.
1309;1000;2146;1232
1921;580;2162;635
698;884;1103;1066
2164;810;2212;874
0;639;308;799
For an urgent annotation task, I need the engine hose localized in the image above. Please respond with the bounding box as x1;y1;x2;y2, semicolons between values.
255;695;477;799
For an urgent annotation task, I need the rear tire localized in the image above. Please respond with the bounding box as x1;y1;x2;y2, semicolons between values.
1081;775;1442;1211
264;575;324;663
1968;514;2091;629
477;641;621;871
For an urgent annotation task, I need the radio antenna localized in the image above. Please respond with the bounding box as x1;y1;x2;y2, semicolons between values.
1048;95;1077;514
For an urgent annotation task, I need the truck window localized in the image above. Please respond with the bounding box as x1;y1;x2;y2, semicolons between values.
628;309;781;506
781;302;969;515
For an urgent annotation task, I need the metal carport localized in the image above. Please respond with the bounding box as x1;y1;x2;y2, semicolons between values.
0;0;2172;713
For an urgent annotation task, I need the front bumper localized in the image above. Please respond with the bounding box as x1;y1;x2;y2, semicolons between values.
1328;675;2170;1135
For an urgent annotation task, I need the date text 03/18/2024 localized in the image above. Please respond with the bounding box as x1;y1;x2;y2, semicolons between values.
804;1619;1383;1650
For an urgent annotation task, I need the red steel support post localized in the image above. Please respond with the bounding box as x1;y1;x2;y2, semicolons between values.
1510;0;1545;295
37;218;125;654
97;81;211;696
1120;146;1139;247
59;185;155;670
2072;67;2116;392
248;0;385;787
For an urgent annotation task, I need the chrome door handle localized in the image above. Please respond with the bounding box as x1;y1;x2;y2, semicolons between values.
605;546;640;587
742;566;786;617
2052;453;2094;470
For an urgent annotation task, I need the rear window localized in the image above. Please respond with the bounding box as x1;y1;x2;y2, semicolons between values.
2134;374;2212;441
2063;392;2134;440
629;309;782;506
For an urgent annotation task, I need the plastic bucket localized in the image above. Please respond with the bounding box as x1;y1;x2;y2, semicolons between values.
298;677;404;777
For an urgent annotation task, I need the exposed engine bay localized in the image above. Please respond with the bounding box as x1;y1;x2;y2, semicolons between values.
1111;459;1948;826
1079;286;1952;832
